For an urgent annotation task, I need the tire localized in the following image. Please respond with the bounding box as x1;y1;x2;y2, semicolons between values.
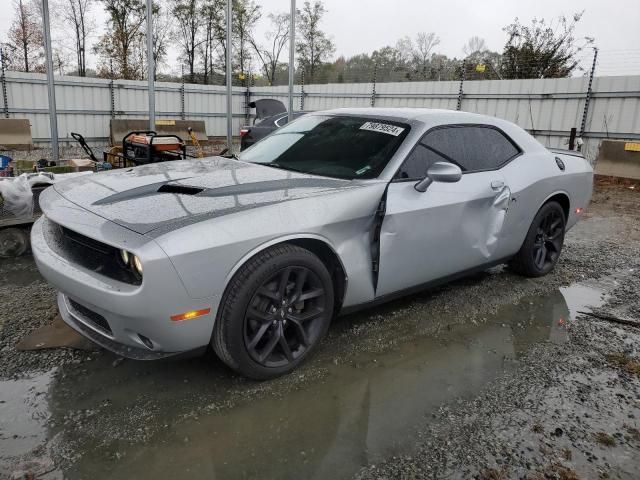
510;201;566;277
0;227;30;258
212;244;334;380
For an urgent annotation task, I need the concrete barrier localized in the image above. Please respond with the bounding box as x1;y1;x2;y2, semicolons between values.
595;140;640;180
110;119;208;146
0;119;33;150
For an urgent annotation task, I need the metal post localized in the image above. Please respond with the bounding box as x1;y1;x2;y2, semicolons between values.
1;47;9;118
146;0;155;130
225;0;233;152
299;70;305;111
580;47;598;138
180;65;185;120
245;71;251;125
456;60;466;111
288;0;295;122
370;63;378;107
569;127;577;151
109;79;115;118
42;0;59;161
109;60;115;119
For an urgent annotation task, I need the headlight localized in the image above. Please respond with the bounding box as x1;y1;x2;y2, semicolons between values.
132;255;143;277
119;249;130;265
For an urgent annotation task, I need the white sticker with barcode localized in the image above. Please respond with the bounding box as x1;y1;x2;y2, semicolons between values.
359;122;405;136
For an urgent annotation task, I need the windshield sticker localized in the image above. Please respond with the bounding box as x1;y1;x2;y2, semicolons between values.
359;122;405;136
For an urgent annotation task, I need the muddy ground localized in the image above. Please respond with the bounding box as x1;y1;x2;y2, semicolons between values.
1;182;639;479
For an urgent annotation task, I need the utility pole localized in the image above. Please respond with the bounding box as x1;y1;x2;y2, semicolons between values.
288;0;295;122
226;0;233;152
42;0;59;161
146;0;155;130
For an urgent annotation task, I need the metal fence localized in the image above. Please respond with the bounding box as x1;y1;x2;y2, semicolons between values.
2;69;639;163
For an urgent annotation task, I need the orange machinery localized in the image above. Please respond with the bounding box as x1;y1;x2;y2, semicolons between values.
121;131;187;166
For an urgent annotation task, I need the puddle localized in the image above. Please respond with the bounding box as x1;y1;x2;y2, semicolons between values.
0;256;44;287
0;370;55;460
0;277;616;479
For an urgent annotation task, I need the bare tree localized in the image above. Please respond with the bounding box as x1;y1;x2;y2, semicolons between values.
150;3;173;77
199;0;224;83
296;0;334;81
6;0;44;72
249;12;289;85
95;0;146;79
60;0;92;76
413;32;440;77
172;0;203;82
463;36;488;57
233;0;261;77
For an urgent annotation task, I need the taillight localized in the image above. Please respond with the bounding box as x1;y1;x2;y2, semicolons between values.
240;128;250;137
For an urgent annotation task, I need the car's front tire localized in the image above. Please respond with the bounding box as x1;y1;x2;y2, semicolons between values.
510;201;566;277
212;244;334;380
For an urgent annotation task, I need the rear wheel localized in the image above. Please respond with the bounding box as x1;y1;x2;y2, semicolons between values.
510;201;566;277
212;244;334;380
0;227;30;258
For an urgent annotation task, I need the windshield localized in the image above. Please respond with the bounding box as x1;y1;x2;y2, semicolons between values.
238;115;410;179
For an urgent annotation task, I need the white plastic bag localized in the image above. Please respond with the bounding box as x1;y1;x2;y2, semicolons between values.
0;173;39;219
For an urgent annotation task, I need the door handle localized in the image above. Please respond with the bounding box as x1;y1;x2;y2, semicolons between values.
491;180;505;190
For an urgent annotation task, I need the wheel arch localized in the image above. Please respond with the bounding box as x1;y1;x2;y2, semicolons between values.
541;191;570;221
221;234;348;314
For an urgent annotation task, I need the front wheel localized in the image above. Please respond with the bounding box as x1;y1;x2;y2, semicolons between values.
510;201;566;277
212;244;334;380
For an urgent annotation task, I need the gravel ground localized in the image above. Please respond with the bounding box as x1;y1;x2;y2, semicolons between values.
1;181;639;479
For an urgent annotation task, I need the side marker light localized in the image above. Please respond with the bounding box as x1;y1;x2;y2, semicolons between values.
171;308;211;322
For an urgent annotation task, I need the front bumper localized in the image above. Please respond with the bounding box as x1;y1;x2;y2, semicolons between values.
31;193;220;358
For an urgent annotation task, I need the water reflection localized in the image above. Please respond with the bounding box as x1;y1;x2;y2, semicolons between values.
57;285;605;480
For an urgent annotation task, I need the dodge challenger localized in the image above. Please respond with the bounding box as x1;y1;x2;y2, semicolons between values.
32;108;593;379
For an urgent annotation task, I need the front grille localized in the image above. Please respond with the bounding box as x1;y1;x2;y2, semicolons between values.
44;218;141;286
68;298;113;335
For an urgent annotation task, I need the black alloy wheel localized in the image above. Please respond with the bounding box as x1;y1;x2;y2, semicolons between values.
212;244;334;380
510;201;566;277
532;208;564;271
244;266;326;368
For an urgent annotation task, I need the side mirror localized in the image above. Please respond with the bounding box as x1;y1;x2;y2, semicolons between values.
414;162;462;192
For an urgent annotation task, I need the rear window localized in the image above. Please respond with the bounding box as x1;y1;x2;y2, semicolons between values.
238;115;410;179
425;126;520;171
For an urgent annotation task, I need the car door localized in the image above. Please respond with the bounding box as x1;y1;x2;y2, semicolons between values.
375;125;519;297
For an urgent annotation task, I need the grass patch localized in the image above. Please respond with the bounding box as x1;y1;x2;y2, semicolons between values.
605;353;640;376
479;467;509;480
594;432;616;447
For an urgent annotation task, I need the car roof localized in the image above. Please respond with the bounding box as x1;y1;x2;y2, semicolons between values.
318;107;498;124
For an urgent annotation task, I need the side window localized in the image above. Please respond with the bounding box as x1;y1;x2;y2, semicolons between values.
395;143;449;180
423;126;520;172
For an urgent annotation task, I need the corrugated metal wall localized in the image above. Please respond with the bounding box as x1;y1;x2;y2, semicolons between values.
2;71;639;162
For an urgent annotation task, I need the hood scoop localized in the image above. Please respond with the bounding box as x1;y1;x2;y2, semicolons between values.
157;184;204;195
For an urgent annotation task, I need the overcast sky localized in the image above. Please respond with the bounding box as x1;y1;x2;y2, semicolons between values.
1;0;639;75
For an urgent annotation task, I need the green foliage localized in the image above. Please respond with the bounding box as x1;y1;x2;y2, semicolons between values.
500;13;593;79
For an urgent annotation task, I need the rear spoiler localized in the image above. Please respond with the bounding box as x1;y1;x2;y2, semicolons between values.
548;148;584;158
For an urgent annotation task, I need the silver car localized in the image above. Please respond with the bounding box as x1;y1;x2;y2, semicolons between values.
32;108;593;379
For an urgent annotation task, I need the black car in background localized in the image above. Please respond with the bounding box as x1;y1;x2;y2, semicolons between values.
240;99;306;151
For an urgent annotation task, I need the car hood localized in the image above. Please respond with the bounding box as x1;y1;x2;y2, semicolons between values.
53;157;363;235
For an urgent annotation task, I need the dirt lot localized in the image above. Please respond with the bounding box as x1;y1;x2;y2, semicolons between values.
1;182;639;479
